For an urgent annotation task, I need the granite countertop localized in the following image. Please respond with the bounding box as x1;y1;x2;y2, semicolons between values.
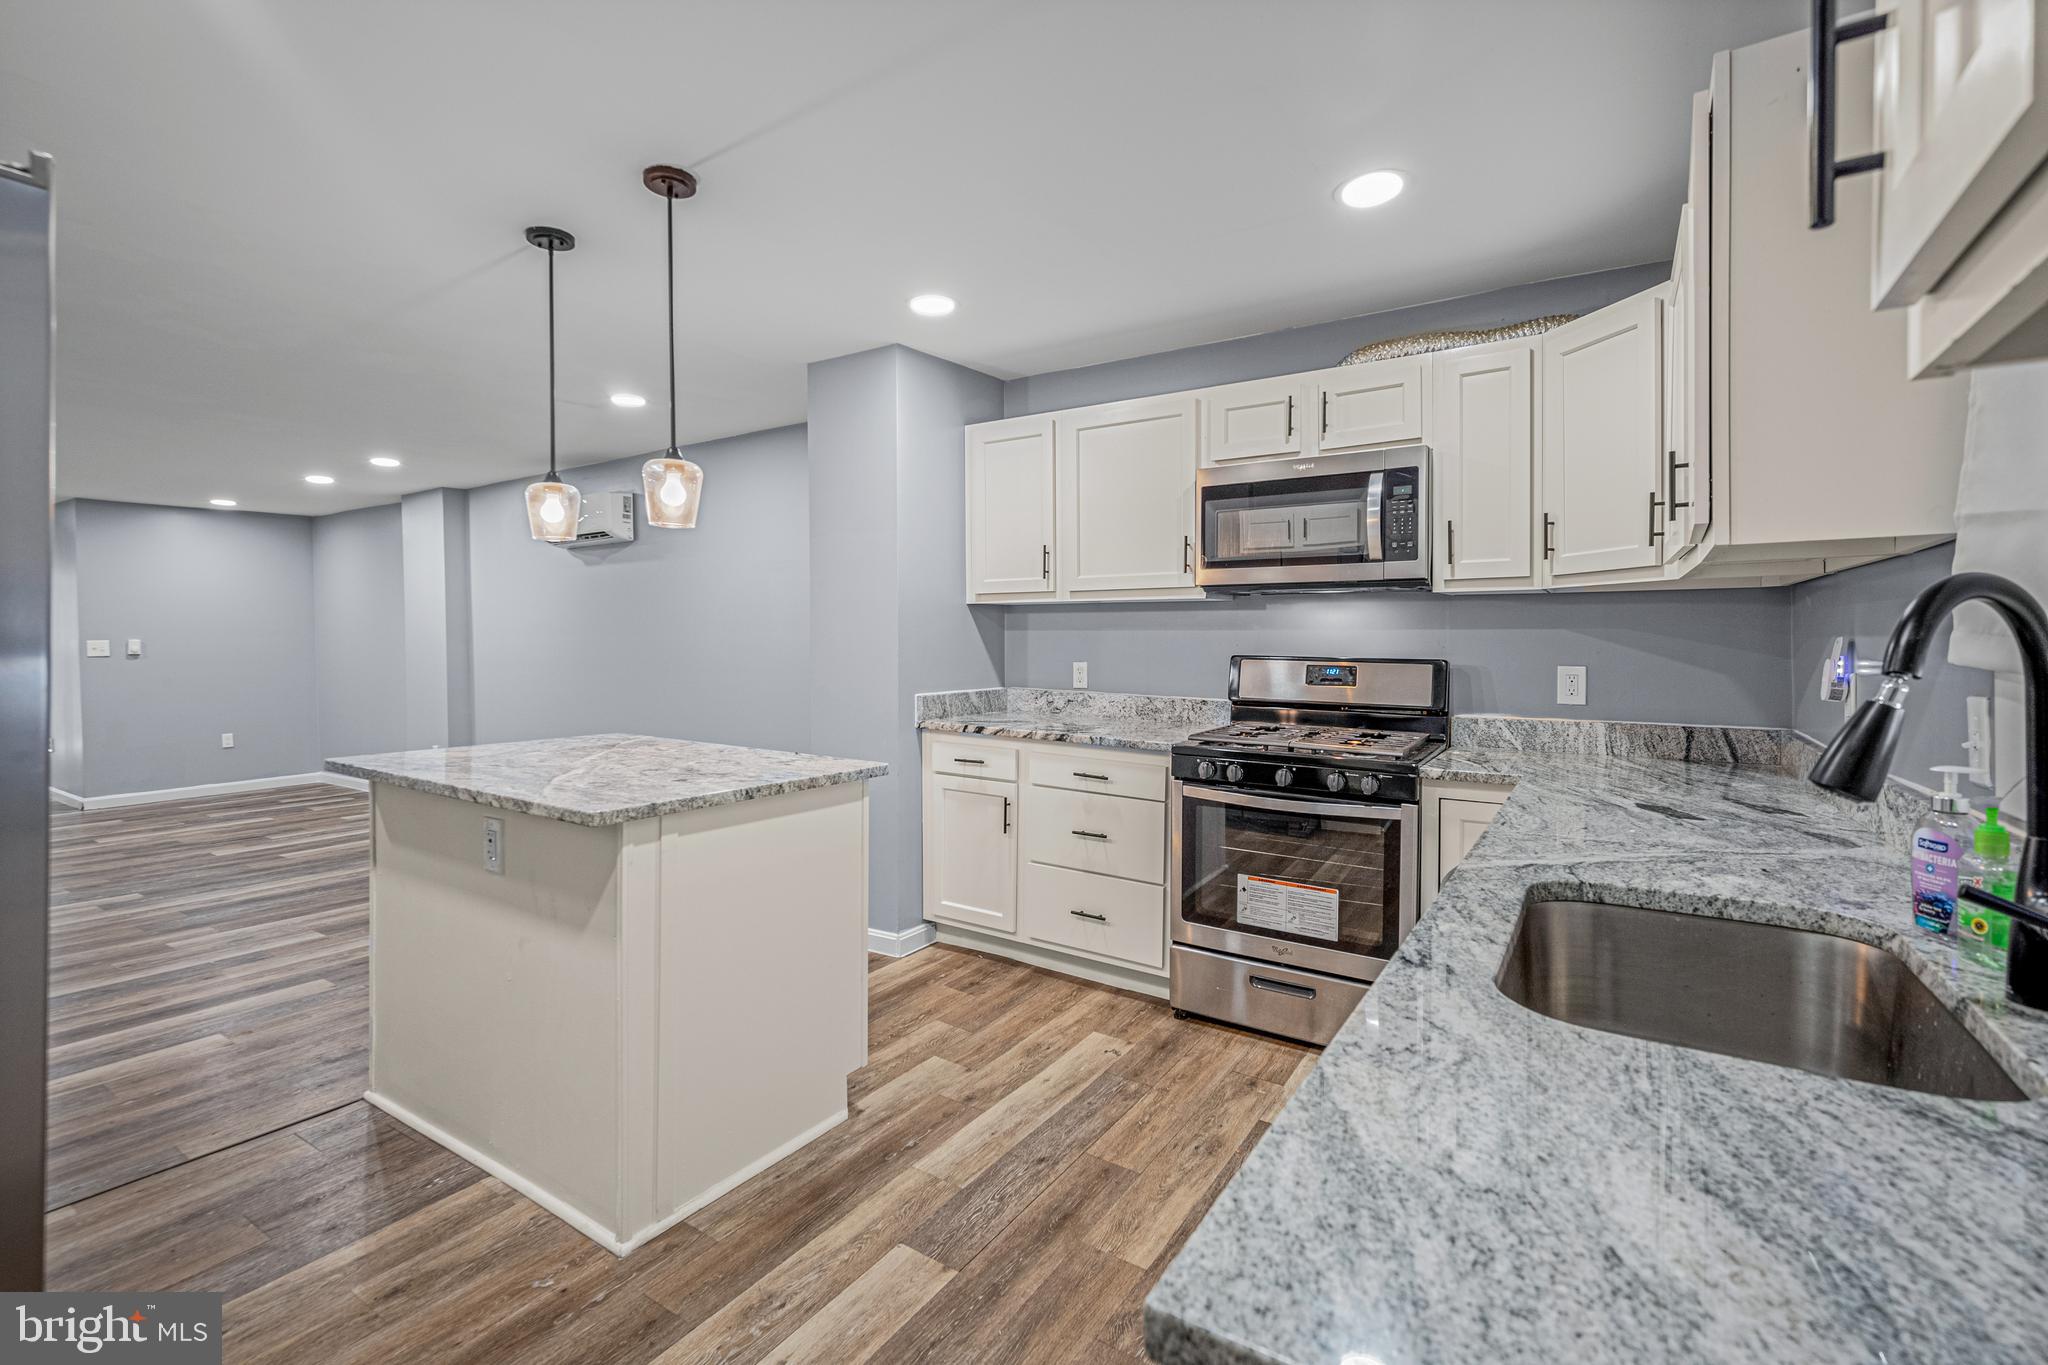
326;734;886;827
914;686;1228;753
1147;746;2048;1365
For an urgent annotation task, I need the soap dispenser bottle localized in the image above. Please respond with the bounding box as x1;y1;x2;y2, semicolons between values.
1958;806;2020;949
1910;767;1973;935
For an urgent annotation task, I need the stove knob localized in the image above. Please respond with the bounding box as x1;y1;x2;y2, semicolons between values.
1273;767;1294;788
1352;773;1381;796
1195;759;1216;781
1224;763;1246;784
1323;771;1346;793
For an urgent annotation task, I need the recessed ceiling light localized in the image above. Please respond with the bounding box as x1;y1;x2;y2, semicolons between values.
609;392;647;408
208;498;237;508
304;474;335;485
908;294;956;318
1336;170;1405;209
368;455;401;468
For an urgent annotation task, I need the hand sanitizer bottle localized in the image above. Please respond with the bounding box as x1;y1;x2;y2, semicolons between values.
1910;768;1972;935
1958;805;2019;950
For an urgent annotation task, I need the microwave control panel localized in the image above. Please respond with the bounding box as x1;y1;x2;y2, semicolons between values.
1382;469;1419;562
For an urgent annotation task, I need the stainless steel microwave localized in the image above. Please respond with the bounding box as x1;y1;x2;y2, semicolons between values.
1195;446;1430;590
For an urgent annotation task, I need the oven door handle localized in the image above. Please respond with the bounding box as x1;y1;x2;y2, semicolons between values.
1178;782;1410;823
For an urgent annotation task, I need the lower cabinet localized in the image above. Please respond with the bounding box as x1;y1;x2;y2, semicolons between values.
1419;779;1512;912
922;733;1170;991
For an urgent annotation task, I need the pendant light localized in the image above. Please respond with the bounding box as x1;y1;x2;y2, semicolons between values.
640;165;704;529
523;225;582;542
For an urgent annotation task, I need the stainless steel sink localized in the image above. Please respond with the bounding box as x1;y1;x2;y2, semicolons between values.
1496;899;2025;1101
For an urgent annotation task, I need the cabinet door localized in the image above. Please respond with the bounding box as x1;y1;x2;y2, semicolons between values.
1541;289;1664;577
1434;341;1536;584
966;416;1055;598
1313;356;1427;452
1663;205;1701;555
1436;798;1503;887
927;774;1017;935
1202;376;1306;465
1057;396;1198;594
1872;0;2048;308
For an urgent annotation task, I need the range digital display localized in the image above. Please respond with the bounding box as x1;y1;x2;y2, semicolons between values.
1304;664;1357;687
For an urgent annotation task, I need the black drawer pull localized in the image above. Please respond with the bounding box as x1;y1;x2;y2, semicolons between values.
1069;909;1108;923
951;756;986;765
1809;0;1891;229
1071;771;1111;781
1070;829;1109;840
1249;974;1316;1000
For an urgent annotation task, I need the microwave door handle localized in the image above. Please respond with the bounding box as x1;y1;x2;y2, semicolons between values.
1365;471;1384;563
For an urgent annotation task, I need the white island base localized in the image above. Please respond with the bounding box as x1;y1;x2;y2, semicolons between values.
361;778;869;1255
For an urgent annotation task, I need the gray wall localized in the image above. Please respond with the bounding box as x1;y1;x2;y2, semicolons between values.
1788;542;1993;790
48;500;82;795
1004;263;1670;416
467;425;813;751
313;504;406;759
1005;588;1794;726
64;499;319;796
400;488;475;749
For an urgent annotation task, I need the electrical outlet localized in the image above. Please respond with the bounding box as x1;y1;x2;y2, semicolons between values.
127;639;143;658
85;640;110;658
483;817;504;874
220;732;234;749
1557;665;1587;706
1072;661;1088;689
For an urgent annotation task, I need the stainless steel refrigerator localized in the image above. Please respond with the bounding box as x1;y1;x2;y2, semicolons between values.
0;150;52;1291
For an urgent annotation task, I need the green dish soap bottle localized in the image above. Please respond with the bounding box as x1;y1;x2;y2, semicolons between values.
1957;806;2019;951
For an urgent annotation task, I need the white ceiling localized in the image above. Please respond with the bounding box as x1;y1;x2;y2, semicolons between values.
3;0;1804;515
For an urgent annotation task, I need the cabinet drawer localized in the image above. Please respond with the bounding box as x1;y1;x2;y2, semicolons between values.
929;738;1018;781
1025;748;1166;802
1021;862;1165;970
1021;785;1165;884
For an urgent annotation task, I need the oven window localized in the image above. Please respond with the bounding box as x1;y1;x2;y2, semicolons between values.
1201;469;1373;569
1178;791;1403;959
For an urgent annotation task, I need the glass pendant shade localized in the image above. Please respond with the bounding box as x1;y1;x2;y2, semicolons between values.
525;479;582;542
641;454;703;529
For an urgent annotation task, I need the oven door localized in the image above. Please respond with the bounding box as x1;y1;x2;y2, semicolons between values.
1195;447;1427;588
1171;781;1418;979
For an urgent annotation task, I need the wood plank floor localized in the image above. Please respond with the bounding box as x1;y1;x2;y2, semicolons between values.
45;784;371;1207
48;945;1314;1364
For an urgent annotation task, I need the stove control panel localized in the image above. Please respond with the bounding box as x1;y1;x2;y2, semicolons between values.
1170;750;1417;806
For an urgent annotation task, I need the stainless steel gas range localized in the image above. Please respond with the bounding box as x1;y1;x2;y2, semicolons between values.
1169;655;1449;1045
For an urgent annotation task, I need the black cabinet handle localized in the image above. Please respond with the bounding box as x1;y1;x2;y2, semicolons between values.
1069;909;1108;923
1649;492;1665;542
1446;519;1455;567
1071;771;1111;782
1668;449;1691;514
1809;0;1891;229
1183;534;1193;574
1284;394;1294;441
952;756;986;765
1001;796;1010;833
1542;513;1555;561
1320;390;1330;436
1041;543;1050;580
1070;829;1109;840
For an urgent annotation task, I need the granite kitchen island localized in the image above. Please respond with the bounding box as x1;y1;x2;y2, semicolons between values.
326;733;886;1255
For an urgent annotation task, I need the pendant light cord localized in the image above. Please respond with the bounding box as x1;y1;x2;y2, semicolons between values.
546;240;560;483
667;189;678;455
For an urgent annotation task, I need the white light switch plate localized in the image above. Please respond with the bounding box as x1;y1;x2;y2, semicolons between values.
126;638;143;657
85;640;110;658
1557;665;1587;706
220;733;234;749
1072;662;1088;688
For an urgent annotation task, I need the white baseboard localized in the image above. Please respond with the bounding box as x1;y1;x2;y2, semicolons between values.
366;1089;847;1258
933;923;1170;999
47;786;84;809
62;770;366;810
867;921;938;957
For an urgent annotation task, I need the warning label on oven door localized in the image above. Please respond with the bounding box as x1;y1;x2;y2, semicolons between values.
1235;874;1340;941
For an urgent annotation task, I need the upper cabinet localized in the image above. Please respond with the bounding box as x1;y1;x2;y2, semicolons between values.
1056;396;1199;596
965;415;1057;600
1201;375;1308;465
1312;356;1428;452
1434;340;1539;588
1541;290;1666;579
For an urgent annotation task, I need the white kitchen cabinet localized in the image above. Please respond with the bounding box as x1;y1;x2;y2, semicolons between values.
1057;395;1198;595
1020;862;1166;971
965;415;1056;600
1433;340;1540;588
1870;0;2048;313
1541;289;1665;578
1664;202;1704;556
1201;375;1308;465
1312;355;1428;453
1437;797;1505;885
924;771;1018;936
